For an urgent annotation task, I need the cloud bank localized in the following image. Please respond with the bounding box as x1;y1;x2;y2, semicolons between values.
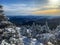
0;0;60;16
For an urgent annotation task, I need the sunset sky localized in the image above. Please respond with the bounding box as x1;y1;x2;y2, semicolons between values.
0;0;60;16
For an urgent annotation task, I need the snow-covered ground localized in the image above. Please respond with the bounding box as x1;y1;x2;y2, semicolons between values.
1;26;60;45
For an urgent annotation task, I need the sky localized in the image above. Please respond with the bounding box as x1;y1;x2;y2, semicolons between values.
0;0;60;16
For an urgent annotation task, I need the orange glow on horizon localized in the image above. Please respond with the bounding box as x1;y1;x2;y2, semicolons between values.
32;9;60;15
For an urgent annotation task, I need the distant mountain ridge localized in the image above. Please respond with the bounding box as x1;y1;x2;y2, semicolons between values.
8;16;60;29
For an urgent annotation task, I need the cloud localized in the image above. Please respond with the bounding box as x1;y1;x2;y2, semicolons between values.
32;0;60;15
32;9;60;15
1;0;60;16
48;0;60;6
3;4;39;15
3;3;60;16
